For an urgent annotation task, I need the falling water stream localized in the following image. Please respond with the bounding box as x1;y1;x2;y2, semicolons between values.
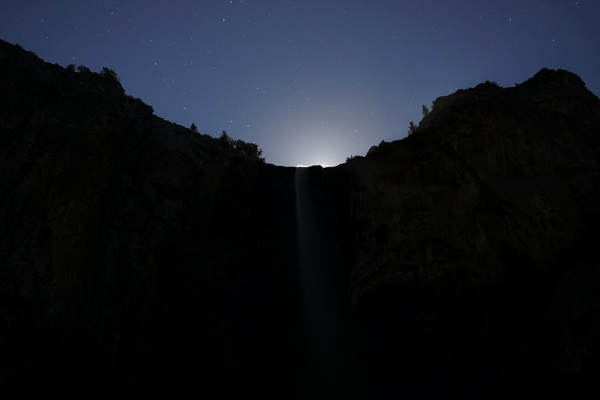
293;166;363;399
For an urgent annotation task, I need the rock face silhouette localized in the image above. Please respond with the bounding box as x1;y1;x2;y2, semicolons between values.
1;39;600;399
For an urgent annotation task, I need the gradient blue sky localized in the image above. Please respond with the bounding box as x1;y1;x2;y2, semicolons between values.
2;0;599;166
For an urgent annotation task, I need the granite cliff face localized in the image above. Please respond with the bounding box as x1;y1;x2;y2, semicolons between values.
1;40;600;398
0;40;256;398
332;70;600;397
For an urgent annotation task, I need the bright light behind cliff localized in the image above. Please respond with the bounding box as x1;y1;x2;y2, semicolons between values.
271;117;365;167
297;164;330;168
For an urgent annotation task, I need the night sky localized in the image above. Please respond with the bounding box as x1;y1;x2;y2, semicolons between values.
2;1;599;167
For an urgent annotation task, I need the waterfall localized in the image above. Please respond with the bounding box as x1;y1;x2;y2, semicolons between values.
294;167;327;318
294;166;362;399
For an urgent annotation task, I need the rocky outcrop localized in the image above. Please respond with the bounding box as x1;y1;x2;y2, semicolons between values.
333;69;600;397
1;39;600;398
344;68;600;301
0;39;258;398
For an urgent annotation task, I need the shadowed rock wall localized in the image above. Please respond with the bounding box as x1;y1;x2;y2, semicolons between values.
0;39;255;398
331;69;600;397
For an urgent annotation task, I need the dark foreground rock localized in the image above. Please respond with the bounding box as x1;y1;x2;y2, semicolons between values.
336;71;600;398
1;40;599;399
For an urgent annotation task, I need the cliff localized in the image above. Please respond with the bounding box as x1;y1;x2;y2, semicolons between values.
334;69;600;397
1;40;599;398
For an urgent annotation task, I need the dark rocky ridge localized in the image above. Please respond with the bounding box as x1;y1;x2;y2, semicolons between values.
1;39;600;398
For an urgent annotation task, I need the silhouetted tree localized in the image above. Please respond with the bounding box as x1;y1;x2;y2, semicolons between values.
234;139;265;162
66;64;76;72
218;130;233;150
100;67;120;82
475;80;501;91
190;123;198;133
408;121;417;136
422;105;430;117
77;65;90;73
217;130;265;162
